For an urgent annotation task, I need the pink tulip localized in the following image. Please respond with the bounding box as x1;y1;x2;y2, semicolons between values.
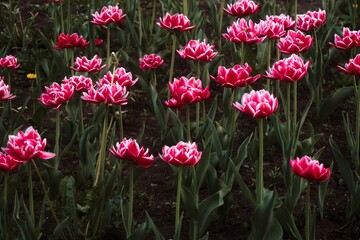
296;9;326;32
139;54;164;70
277;30;313;54
53;33;90;50
233;89;278;118
62;76;93;92
290;156;331;182
0;55;20;69
223;18;265;44
99;67;138;88
95;38;104;46
71;55;106;73
177;39;219;62
82;82;129;106
91;5;127;26
38;82;75;110
266;14;295;30
329;27;360;50
0;152;22;171
223;0;260;17
165;76;210;109
110;138;154;168
259;19;286;39
2;127;56;163
337;54;360;75
157;13;195;31
211;64;261;88
0;77;16;100
265;54;310;82
159;141;202;166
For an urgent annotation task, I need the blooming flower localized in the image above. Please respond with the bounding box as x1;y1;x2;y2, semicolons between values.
329;27;360;50
265;54;310;82
223;18;265;44
38;82;75;110
266;14;295;30
0;77;16;100
2;127;56;163
177;39;219;62
99;67;138;88
0;152;22;171
91;5;127;26
157;13;195;31
290;156;331;182
277;30;313;54
53;33;90;50
0;55;20;69
296;9;326;32
82;82;129;105
337;54;360;75
211;64;261;88
233;89;278;118
259;18;286;39
159;141;202;166
165;76;210;109
62;76;93;92
109;138;154;168
70;55;106;73
27;73;37;80
223;0;260;17
139;54;164;70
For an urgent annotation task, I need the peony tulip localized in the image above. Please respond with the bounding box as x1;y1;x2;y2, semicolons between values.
266;14;295;30
233;89;278;118
0;152;22;171
223;18;265;44
265;54;310;82
329;27;360;50
139;54;164;70
38;82;74;109
159;141;202;166
0;55;20;69
70;55;106;73
277;30;313;54
0;77;16;100
223;0;260;17
290;156;331;182
296;9;326;32
82;82;129;105
157;13;195;31
62;76;93;92
259;18;286;39
177;39;219;62
2;127;55;163
99;67;138;88
110;138;154;168
91;5;127;26
53;33;90;50
337;54;360;75
211;64;261;88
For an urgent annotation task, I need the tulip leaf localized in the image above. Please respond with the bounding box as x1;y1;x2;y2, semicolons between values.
59;176;77;222
318;162;333;219
196;140;212;192
50;218;70;240
181;186;199;220
275;205;303;240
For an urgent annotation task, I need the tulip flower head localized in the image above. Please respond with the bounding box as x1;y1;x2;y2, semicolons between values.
99;67;138;88
277;30;313;54
91;5;127;26
38;82;75;110
177;39;219;62
53;33;90;50
337;54;360;75
259;18;286;39
71;55;106;73
233;89;278;118
223;0;260;17
266;14;295;30
0;152;22;171
82;82;129;106
2;127;56;163
290;156;331;182
0;77;16;100
223;18;265;44
329;27;360;50
139;54;164;70
62;76;93;92
157;13;195;32
296;9;326;32
159;141;202;166
95;38;104;46
0;55;20;69
110;138;154;168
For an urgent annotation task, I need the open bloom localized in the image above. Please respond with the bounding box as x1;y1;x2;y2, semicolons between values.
0;77;16;100
53;33;90;50
71;55;106;73
0;55;20;69
159;141;202;166
290;156;331;182
38;82;75;110
233;89;278;118
139;54;164;70
0;152;22;171
177;39;218;62
91;5;127;26
296;9;326;32
329;27;360;50
165;76;210;109
99;67;138;88
62;76;93;92
82;82;129;105
266;14;295;30
265;54;310;82
259;18;286;39
2;127;56;163
110;138;154;168
157;13;195;31
337;54;360;75
223;18;265;44
211;64;261;88
223;0;259;17
277;30;313;54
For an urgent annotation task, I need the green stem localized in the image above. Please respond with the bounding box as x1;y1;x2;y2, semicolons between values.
355;77;360;171
183;0;188;16
240;42;245;65
305;180;311;240
79;96;84;134
127;164;134;238
293;0;297;19
196;102;200;136
119;105;123;140
106;26;111;68
191;166;198;240
168;34;177;84
266;40;272;91
257;118;264;204
287;83;291;140
151;69;157;87
137;0;142;57
28;163;34;222
3;172;8;206
54;109;61;169
71;48;74;76
175;166;183;234
60;2;65;33
293;81;298;132
186;104;191;141
218;0;226;52
67;0;71;32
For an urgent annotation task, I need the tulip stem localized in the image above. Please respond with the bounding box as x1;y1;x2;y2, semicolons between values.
293;80;298;131
218;0;225;52
257;118;264;204
266;40;272;91
151;69;157;87
196;102;200;136
54;109;61;169
106;26;111;67
355;77;360;171
175;166;183;235
186;104;191;141
119;105;123;140
305;180;311;240
169;34;177;84
240;42;245;65
183;0;188;16
79;96;84;134
3;172;8;206
71;48;74;76
126;164;134;238
28;163;35;223
287;82;291;140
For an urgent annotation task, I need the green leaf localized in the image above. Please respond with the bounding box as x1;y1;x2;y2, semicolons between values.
181;186;199;220
275;205;303;240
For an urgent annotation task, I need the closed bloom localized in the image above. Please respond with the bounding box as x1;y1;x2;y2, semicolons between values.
277;30;313;54
71;55;106;73
2;127;56;163
139;54;164;70
165;76;210;109
62;76;93;92
38;82;75;110
0;55;20;69
82;82;129;105
266;14;295;30
233;89;278;118
329;27;360;50
259;19;286;39
157;13;195;31
53;33;90;50
211;64;261;88
95;38;104;46
110;138;154;168
0;152;22;171
159;141;202;166
223;18;265;44
296;9;326;32
290;156;331;182
265;54;310;82
223;0;260;17
99;67;138;88
0;77;16;100
337;54;360;75
177;39;219;62
91;5;127;26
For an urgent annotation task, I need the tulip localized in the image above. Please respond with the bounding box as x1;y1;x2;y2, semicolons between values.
91;5;127;26
223;0;260;17
100;67;138;88
53;33;90;50
0;55;20;69
95;38;104;46
277;30;313;54
177;39;219;62
159;141;202;166
223;18;265;44
70;55;106;73
259;19;286;39
0;77;16;100
329;27;360;50
82;82;129;106
157;13;195;32
139;54;164;70
296;9;326;32
266;14;295;30
38;82;74;110
62;76;93;92
0;152;22;171
337;54;360;75
290;155;331;182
